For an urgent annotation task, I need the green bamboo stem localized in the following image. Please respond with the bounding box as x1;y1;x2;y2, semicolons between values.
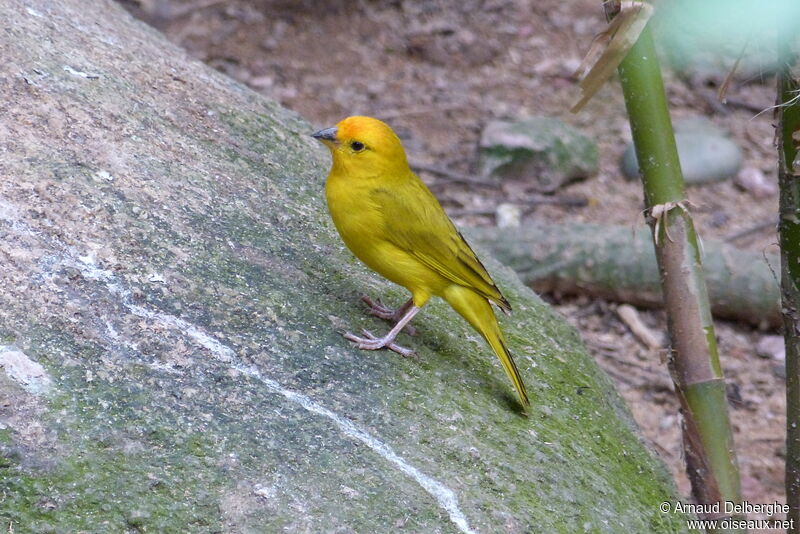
613;9;743;528
778;29;800;531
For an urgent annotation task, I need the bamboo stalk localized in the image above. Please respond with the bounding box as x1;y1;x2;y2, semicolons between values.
610;3;743;527
777;26;800;531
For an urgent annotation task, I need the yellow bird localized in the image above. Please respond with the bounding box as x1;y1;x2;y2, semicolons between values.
313;116;529;409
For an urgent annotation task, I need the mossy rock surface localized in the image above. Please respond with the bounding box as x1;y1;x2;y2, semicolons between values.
478;117;599;192
0;1;688;532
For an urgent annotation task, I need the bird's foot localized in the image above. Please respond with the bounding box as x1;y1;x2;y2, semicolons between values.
360;296;417;335
343;329;415;357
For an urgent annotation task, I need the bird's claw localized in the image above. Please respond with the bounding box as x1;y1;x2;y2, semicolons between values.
343;330;415;357
360;295;418;336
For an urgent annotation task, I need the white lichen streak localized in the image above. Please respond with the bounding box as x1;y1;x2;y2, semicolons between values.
62;65;100;79
72;256;476;534
71;255;477;534
234;362;477;534
0;198;476;534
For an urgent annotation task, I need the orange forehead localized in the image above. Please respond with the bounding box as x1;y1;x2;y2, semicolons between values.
335;116;394;142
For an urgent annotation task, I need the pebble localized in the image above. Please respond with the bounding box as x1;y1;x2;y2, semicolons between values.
495;203;521;228
620;117;742;185
734;166;777;198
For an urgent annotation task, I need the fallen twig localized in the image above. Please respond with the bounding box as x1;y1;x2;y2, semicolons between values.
616;304;662;350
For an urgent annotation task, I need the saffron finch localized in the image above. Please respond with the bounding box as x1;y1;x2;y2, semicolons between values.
313;116;529;409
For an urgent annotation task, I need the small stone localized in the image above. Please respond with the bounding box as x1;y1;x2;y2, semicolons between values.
756;335;785;361
620;117;742;185
734;167;777;198
94;170;113;182
495;203;521;228
479;117;598;192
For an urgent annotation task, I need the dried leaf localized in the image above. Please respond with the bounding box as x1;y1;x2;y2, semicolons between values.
571;1;654;113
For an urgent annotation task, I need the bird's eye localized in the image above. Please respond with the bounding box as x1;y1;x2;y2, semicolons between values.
350;141;365;152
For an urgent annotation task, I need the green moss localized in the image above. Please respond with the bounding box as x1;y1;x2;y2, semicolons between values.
1;449;222;532
1;3;690;530
0;332;219;531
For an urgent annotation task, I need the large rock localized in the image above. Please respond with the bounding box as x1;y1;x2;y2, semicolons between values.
478;117;599;192
0;1;687;532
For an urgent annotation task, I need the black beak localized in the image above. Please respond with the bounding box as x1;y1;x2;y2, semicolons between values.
311;127;338;142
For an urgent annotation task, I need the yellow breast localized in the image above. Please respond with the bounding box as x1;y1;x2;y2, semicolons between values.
325;173;444;305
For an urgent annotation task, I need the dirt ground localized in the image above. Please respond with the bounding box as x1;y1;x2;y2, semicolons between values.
120;0;786;520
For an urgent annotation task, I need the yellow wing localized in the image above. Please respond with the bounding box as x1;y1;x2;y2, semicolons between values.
371;174;511;312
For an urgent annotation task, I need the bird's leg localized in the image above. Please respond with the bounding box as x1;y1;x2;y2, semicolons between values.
360;296;417;335
361;295;412;321
344;305;421;357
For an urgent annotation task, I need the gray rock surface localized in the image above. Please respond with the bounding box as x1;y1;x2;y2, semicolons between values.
478;117;599;192
0;1;687;532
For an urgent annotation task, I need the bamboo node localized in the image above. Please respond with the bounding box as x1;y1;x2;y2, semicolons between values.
649;200;696;245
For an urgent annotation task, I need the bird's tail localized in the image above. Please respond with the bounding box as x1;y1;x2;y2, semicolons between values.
443;285;530;409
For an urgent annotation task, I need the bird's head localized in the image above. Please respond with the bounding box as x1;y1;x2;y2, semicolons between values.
312;116;409;176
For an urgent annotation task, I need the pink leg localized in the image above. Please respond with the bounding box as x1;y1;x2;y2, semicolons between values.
344;305;421;357
361;296;417;335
